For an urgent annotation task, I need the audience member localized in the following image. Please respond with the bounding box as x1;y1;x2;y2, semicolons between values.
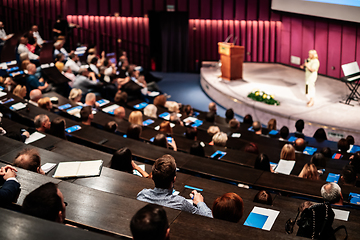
254;153;272;172
280;144;296;160
243;114;253;125
18;36;39;60
298;163;319;180
13;148;45;174
346;135;355;146
279;126;289;140
159;121;172;135
207;126;220;137
34;114;51;133
212;192;244;223
294;138;306;152
253;190;273;205
182;104;193;117
185;127;197;140
22;182;66;223
127;124;142;140
310;153;327;169
337;138;350;153
114;106;126;121
137;155;212;217
245;142;259;154
68;88;82;103
129;111;143;125
73;67;101;94
55;53;65;72
63;65;76;87
53;40;68;59
153;95;167;108
313;128;327;141
294;119;305;138
190;141;205;157
110;147;149;178
25;63;48;96
153;134;168;149
350;151;360;174
37;97;53;111
204;111;214;122
80;106;93;126
0;165;20;206
31;25;44;46
229;119;240;130
320;147;332;158
212;132;228;147
225;108;234;123
267;118;277;131
208;102;217;114
252;121;262;135
321;182;343;206
13;85;27;99
341;165;357;186
169;112;183;126
144;104;157;118
65;53;81;73
130;204;170;240
114;90;128;105
104;121;118;133
49;117;67;139
29;89;42;106
84;92;99;108
89;57;100;75
165;101;179;113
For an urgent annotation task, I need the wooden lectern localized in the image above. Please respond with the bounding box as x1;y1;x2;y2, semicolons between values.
218;42;244;80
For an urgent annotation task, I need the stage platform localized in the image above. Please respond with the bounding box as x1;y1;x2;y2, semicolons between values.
200;62;360;142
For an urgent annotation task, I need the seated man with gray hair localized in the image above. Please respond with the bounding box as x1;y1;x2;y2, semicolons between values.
320;182;343;206
34;114;51;133
84;92;99;108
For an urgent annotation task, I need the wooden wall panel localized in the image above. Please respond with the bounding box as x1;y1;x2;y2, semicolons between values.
327;23;342;78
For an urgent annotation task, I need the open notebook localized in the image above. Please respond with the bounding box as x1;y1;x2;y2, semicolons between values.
53;160;103;178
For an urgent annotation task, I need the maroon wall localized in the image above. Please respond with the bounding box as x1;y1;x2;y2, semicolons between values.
1;0;359;77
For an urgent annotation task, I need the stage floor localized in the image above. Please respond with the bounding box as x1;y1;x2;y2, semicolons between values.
200;62;360;141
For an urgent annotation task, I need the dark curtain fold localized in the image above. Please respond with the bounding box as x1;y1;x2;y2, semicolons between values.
150;12;189;72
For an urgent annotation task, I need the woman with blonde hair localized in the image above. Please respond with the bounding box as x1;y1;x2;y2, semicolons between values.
13;85;27;99
68;88;83;104
280;144;296;160
298;163;319;180
37;97;53;111
143;104;157;118
300;49;320;107
165;101;179;113
128;111;143;125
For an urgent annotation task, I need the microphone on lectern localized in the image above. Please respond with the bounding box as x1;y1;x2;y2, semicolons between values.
224;34;233;43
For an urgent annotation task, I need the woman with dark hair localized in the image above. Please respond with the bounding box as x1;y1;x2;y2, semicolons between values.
212;193;244;223
49;118;67;140
190;141;205;157
320;147;332;158
338;138;350;153
350;151;360;174
310;153;326;168
313;128;327;141
153;133;177;151
126;124;142;140
346;135;355;146
254;153;273;172
243;114;253;125
110;147;149;178
104;121;118;133
253;190;273;205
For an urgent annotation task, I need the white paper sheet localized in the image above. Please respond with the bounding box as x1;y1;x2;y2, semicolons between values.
333;208;350;221
251;206;280;231
133;164;146;177
10;102;27;110
148;91;160;97
41;163;57;174
0;91;7;97
53;162;80;178
102;104;120;113
274;160;295;175
25;131;46;144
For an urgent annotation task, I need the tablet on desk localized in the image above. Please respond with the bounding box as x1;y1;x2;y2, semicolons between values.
96;99;110;107
332;153;343;159
287;136;297;142
58;103;72;110
303;146;317;155
349;192;360;205
143;119;154;126
65;125;82;133
134;102;148;110
268;130;279;135
191;119;203;127
211;150;227;159
326;173;340;183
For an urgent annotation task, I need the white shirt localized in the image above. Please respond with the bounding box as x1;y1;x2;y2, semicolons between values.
89;64;99;75
65;59;80;73
18;43;39;60
33;31;44;45
0;29;6;39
